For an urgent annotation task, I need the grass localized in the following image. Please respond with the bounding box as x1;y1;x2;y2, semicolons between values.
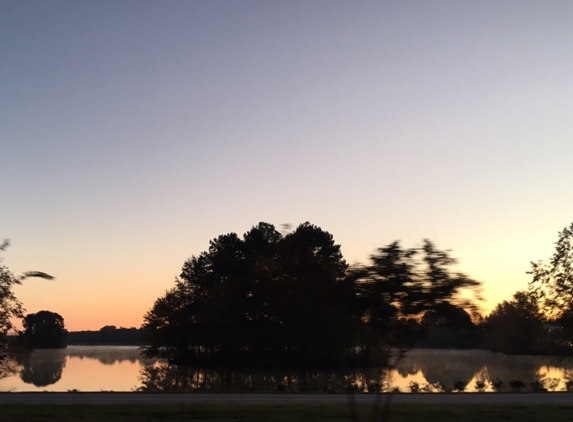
0;403;573;422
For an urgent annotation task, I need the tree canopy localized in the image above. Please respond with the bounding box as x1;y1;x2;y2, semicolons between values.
20;310;67;349
143;222;356;366
482;291;544;355
142;222;481;367
529;222;573;318
348;240;481;349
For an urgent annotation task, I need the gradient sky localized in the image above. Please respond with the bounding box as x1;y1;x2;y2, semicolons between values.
2;1;573;331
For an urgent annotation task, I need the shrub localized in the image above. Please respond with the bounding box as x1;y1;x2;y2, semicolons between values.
490;378;504;392
434;383;450;393
367;381;382;393
530;380;546;392
509;379;526;392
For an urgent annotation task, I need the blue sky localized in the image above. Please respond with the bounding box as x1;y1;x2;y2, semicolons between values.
2;0;572;329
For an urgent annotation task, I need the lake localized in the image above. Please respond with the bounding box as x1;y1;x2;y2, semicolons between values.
1;346;572;393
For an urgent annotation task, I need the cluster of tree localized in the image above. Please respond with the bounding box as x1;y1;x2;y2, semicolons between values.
528;222;573;349
386;289;572;356
475;223;573;355
67;326;144;345
142;221;573;363
479;290;545;355
3;220;573;374
416;222;573;355
410;302;479;349
142;222;481;367
18;310;67;349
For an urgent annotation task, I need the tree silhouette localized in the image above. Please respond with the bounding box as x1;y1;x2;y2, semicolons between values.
421;302;477;348
143;224;481;369
143;222;355;366
348;239;481;352
67;326;144;345
345;240;481;422
530;223;573;322
0;240;53;377
483;291;544;355
20;311;67;349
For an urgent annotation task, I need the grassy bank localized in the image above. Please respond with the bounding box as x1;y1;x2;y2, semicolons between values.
1;403;573;422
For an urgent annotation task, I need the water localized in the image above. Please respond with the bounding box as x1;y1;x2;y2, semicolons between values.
1;346;572;392
0;346;155;392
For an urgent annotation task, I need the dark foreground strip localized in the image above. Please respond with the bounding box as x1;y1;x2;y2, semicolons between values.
1;393;573;405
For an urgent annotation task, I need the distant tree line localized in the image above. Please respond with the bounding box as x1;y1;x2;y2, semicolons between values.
67;326;145;345
8;315;146;348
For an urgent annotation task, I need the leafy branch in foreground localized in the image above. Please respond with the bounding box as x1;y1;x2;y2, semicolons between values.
529;223;573;317
0;239;53;376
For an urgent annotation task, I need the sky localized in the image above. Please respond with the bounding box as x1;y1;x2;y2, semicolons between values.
2;0;573;331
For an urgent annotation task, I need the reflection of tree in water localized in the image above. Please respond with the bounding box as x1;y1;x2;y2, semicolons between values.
64;346;154;366
395;349;573;391
137;351;573;393
395;359;420;378
485;355;573;389
396;350;481;390
137;362;390;393
20;349;66;387
0;356;21;382
416;351;482;390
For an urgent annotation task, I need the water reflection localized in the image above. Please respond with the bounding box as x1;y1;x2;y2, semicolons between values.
65;346;143;365
138;350;573;393
2;347;573;392
395;350;573;392
20;349;66;387
0;346;155;392
137;362;390;393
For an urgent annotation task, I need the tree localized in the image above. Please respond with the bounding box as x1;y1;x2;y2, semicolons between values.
422;302;474;330
0;240;53;376
482;291;544;354
346;239;481;422
420;302;477;348
530;222;573;319
347;239;481;351
143;222;356;366
20;311;67;349
143;225;482;368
